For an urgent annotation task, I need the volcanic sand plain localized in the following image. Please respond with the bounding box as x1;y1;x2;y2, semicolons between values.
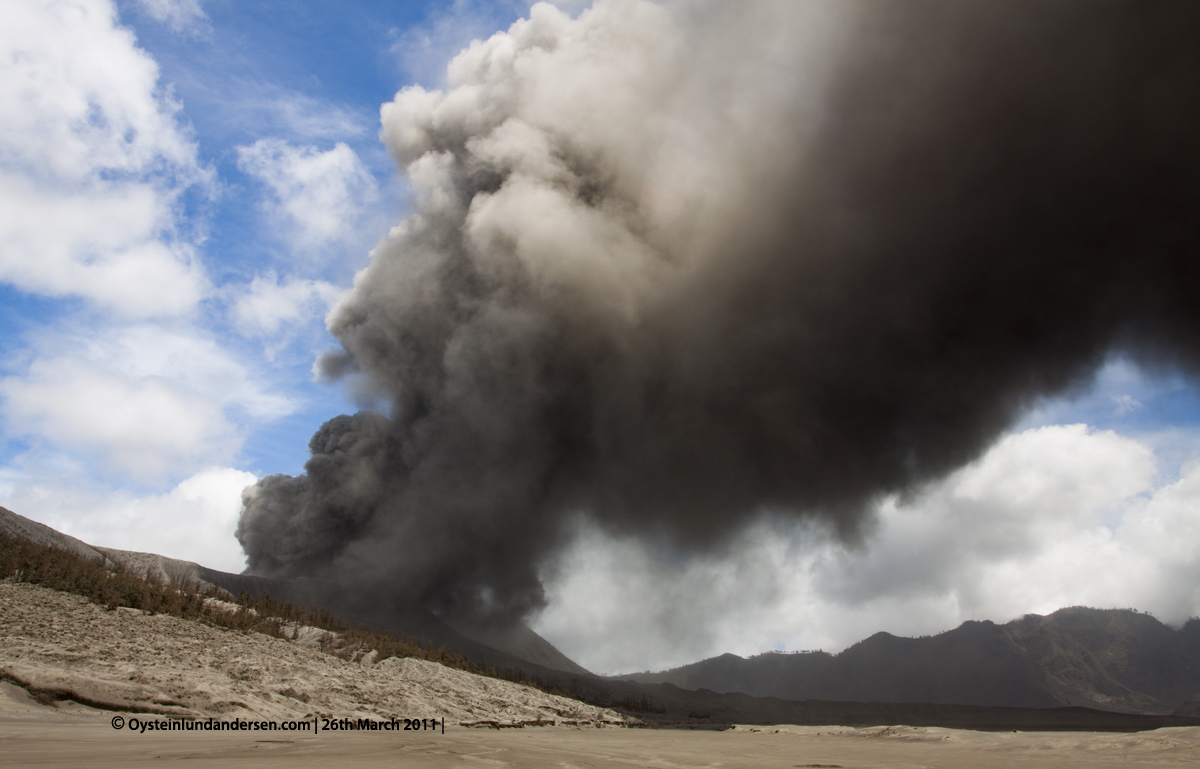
4;579;1200;767
3;701;1200;769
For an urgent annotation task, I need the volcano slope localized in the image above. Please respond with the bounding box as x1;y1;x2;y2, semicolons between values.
0;579;629;727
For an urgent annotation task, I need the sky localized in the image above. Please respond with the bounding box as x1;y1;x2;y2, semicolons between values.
0;0;527;569
2;0;1199;676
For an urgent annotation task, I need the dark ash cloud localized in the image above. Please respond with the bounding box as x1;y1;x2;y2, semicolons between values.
237;0;1200;627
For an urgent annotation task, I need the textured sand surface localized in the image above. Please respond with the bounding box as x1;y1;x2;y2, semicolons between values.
0;580;626;726
1;707;1199;768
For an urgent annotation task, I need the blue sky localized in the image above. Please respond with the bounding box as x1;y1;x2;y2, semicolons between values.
0;0;534;571
3;0;1200;673
108;0;532;479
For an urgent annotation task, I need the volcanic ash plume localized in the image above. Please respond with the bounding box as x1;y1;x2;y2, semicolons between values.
237;0;1200;625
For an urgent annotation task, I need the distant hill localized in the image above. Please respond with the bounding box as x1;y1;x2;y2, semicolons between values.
619;609;1200;715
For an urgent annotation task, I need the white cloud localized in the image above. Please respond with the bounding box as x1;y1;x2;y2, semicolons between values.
2;466;256;573
0;0;210;316
814;426;1157;612
261;93;368;141
0;325;293;482
1113;394;1143;416
233;273;343;336
1017;356;1188;431
204;84;370;143
1;356;237;481
0;178;206;316
237;139;378;253
389;0;519;89
535;424;1200;674
132;0;208;35
71;325;294;419
388;1;593;90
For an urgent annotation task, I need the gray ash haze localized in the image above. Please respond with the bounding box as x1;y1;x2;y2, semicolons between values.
236;0;1200;632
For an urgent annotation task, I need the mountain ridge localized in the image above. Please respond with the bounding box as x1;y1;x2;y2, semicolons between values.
618;607;1200;714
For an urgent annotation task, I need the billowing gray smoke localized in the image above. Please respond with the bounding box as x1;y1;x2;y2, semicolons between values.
237;0;1200;625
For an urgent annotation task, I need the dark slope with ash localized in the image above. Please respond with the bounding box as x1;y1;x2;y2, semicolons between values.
621;608;1200;715
442;619;594;677
193;565;595;677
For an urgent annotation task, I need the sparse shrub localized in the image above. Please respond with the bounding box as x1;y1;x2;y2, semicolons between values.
0;531;596;707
